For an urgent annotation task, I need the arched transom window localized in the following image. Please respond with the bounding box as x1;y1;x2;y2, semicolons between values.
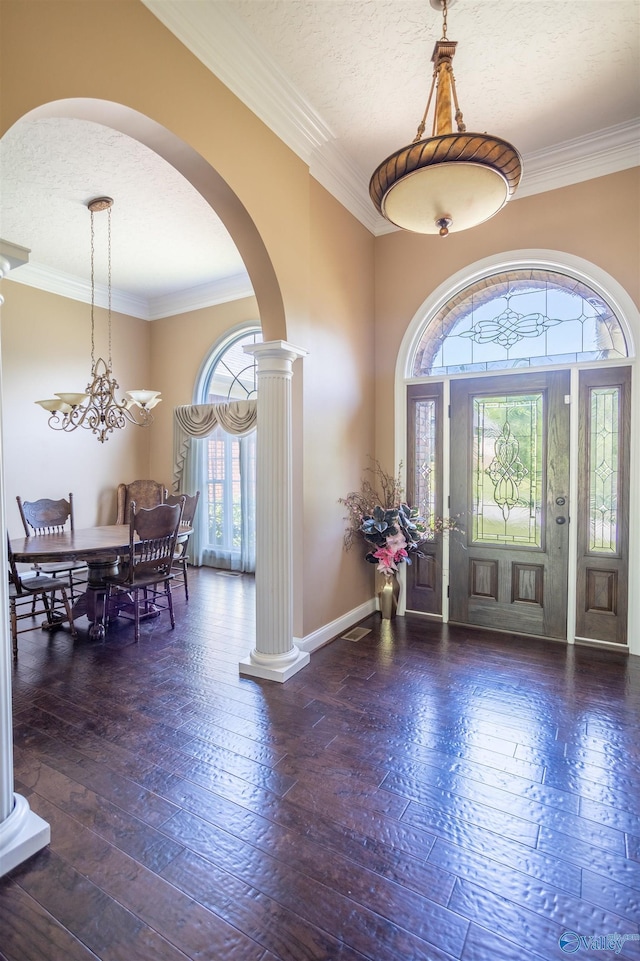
412;269;629;377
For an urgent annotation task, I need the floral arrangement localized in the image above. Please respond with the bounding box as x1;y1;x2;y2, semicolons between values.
340;461;455;577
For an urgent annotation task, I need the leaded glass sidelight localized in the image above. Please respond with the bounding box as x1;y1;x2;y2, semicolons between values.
412;270;628;376
473;393;544;546
414;399;437;539
589;387;620;554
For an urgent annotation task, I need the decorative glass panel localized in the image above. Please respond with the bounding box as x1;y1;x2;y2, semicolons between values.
414;399;437;540
206;329;261;402
473;393;544;546
413;270;628;376
589;387;619;554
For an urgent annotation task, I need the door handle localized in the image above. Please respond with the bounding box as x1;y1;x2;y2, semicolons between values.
556;516;567;525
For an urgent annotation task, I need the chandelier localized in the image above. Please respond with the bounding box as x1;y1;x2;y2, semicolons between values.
369;0;522;236
36;197;161;443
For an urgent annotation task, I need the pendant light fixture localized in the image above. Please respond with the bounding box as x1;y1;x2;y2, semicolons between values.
369;0;522;236
36;197;161;443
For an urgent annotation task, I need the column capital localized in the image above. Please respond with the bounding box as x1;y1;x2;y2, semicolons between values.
244;340;308;370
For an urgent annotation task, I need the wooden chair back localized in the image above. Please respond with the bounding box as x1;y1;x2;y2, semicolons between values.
166;491;200;527
125;500;184;584
116;480;167;525
17;493;74;535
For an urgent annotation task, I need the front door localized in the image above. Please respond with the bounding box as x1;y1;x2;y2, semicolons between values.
449;370;570;639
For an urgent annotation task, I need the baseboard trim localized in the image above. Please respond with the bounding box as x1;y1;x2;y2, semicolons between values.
294;598;377;653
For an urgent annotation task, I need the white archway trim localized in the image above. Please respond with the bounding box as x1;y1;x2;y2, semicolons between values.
393;250;640;656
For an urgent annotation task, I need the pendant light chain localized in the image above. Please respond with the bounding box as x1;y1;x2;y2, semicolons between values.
90;207;96;372
107;203;112;372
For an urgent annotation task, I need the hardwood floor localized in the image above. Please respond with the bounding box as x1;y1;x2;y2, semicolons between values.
1;567;639;961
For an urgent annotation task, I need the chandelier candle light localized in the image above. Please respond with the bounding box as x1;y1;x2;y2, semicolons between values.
369;0;522;236
36;197;161;443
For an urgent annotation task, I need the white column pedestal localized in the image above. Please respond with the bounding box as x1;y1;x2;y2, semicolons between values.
238;645;309;683
240;341;309;683
0;242;51;877
0;795;50;877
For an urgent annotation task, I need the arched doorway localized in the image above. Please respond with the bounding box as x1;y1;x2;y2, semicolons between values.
396;252;639;652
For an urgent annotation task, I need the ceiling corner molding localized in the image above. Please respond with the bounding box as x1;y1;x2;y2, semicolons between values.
518;119;640;198
148;272;254;320
142;0;334;162
7;262;255;322
7;263;150;320
309;145;383;234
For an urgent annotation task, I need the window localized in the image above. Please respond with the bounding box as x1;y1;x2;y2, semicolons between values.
412;269;628;377
197;326;260;571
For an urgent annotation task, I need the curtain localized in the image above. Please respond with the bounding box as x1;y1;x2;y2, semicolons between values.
173;400;257;570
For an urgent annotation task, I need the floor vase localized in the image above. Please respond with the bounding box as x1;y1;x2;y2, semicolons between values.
378;572;400;619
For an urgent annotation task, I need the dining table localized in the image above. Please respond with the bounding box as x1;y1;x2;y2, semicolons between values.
11;523;191;640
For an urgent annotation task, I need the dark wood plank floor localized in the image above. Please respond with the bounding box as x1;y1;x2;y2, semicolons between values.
1;567;639;961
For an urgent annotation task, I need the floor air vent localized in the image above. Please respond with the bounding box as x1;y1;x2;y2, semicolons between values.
341;627;372;642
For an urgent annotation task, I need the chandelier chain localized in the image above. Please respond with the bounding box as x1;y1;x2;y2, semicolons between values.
441;0;448;40
90;208;96;370
107;204;112;370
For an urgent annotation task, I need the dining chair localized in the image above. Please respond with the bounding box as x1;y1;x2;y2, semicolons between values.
165;491;200;601
7;535;77;657
16;492;88;601
115;480;168;525
103;498;184;644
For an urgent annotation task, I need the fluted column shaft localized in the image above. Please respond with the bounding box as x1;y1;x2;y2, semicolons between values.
0;242;50;876
239;341;309;682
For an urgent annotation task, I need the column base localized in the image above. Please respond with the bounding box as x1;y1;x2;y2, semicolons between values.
239;645;310;682
0;794;50;878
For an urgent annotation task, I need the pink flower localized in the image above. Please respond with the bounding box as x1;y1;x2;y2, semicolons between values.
372;546;398;575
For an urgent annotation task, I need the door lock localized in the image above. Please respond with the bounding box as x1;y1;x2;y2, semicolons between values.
556;496;566;506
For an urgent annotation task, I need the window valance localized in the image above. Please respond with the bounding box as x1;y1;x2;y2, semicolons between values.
173;400;257;492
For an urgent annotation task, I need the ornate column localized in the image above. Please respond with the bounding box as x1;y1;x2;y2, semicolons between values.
0;241;50;876
240;340;309;682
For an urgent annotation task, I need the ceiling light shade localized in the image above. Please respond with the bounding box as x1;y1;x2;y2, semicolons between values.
370;0;522;236
36;198;162;443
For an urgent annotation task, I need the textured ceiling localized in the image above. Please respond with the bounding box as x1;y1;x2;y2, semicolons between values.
1;118;247;300
228;0;640;162
1;0;639;318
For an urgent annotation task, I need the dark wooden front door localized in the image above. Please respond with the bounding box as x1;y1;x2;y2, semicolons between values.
449;371;571;639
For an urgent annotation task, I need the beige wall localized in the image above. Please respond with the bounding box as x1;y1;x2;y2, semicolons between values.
294;180;376;637
1;284;150;535
148;296;259;490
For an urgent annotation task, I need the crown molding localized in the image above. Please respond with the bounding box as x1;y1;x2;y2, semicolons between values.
142;0;333;163
143;1;640;238
517;120;640;199
6;262;254;321
147;272;254;320
7;263;149;318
